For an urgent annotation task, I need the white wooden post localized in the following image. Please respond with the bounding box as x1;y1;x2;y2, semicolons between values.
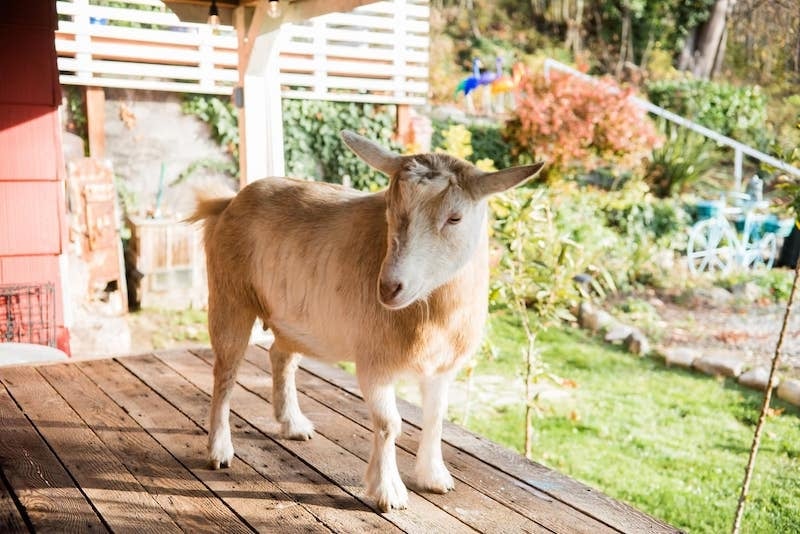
244;23;286;182
393;0;407;100
312;18;327;99
74;0;92;82
197;24;214;92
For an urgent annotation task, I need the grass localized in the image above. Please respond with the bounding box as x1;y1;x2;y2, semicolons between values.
455;312;800;534
127;308;210;351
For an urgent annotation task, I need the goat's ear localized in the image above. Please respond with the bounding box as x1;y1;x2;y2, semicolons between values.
341;130;403;176
470;162;545;197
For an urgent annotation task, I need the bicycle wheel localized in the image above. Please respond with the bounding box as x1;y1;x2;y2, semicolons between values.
744;232;778;270
686;218;737;274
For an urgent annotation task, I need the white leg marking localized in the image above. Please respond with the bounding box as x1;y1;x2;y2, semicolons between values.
271;348;314;440
361;379;408;512
415;373;455;493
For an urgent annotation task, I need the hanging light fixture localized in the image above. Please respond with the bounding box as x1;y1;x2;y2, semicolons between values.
267;0;282;18
207;0;220;27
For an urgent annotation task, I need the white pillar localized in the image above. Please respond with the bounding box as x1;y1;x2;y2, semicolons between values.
243;25;285;183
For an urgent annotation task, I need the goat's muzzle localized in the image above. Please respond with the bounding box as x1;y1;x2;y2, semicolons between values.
379;279;404;307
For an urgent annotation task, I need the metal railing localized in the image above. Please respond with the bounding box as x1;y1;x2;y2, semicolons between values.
543;58;800;189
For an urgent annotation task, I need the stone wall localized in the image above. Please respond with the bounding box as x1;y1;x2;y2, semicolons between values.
103;88;236;218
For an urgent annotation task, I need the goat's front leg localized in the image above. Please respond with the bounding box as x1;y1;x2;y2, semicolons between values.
270;347;314;440
360;378;408;512
415;373;455;493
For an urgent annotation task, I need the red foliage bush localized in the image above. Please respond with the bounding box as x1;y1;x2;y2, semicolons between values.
505;70;661;177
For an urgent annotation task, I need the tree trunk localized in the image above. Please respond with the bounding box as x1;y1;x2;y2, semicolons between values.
465;0;481;39
678;27;697;71
616;2;632;77
710;25;728;78
689;0;735;79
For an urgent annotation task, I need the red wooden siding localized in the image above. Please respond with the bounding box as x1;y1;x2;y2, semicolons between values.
0;0;69;353
0;107;63;179
0;0;60;107
0;182;63;256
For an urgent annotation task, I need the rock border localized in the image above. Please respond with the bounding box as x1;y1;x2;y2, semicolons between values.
576;302;800;408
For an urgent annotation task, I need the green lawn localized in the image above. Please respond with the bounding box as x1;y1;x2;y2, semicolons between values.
456;313;800;534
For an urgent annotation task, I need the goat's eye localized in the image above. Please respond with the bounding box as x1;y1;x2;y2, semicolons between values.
447;214;462;225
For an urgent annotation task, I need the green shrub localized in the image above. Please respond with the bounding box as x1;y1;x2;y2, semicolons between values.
600;181;692;251
490;180;691;310
489;187;587;320
282;100;400;190
491;184;624;309
431;118;513;169
645;78;770;147
645;119;721;197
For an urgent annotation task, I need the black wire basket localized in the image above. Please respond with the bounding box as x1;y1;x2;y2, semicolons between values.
0;283;56;347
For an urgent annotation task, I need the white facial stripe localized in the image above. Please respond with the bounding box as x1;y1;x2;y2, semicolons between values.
379;154;485;309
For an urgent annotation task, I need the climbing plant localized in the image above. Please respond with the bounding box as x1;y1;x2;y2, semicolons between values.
63;86;89;155
282;99;400;190
182;95;240;180
182;96;400;191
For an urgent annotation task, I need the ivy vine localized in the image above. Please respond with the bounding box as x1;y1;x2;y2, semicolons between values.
182;95;400;191
282;99;400;190
181;95;240;183
63;86;89;155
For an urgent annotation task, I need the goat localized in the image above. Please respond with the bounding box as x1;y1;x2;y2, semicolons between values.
189;131;544;512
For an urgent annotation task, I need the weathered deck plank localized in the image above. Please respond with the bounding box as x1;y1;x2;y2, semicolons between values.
78;358;331;533
0;347;678;533
2;366;183;534
164;348;545;534
193;347;568;533
140;350;476;534
0;380;106;533
0;475;27;533
36;364;252;534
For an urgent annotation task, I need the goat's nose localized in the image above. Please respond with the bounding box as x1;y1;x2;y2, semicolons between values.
379;279;403;302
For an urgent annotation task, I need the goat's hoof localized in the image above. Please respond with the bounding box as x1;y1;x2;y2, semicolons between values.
416;464;455;494
208;433;234;469
368;474;409;512
281;416;315;441
208;458;231;470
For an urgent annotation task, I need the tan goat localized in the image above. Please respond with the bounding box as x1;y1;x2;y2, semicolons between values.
190;131;543;512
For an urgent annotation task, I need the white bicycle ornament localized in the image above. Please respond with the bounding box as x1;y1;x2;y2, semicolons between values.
686;192;788;275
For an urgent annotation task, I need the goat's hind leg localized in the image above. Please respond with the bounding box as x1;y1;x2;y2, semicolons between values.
415;373;455;493
269;345;314;440
207;301;255;470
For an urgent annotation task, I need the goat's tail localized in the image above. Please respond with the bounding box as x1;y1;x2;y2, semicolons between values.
185;195;233;224
186;181;236;222
185;185;236;245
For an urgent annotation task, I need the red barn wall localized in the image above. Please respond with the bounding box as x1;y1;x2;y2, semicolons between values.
0;0;70;352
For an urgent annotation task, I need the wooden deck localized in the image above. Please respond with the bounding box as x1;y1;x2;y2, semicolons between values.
0;346;678;533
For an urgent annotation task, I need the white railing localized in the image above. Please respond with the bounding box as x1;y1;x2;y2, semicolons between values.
543;58;800;189
55;0;429;105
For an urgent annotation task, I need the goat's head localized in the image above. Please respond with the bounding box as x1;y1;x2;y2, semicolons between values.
341;130;544;310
